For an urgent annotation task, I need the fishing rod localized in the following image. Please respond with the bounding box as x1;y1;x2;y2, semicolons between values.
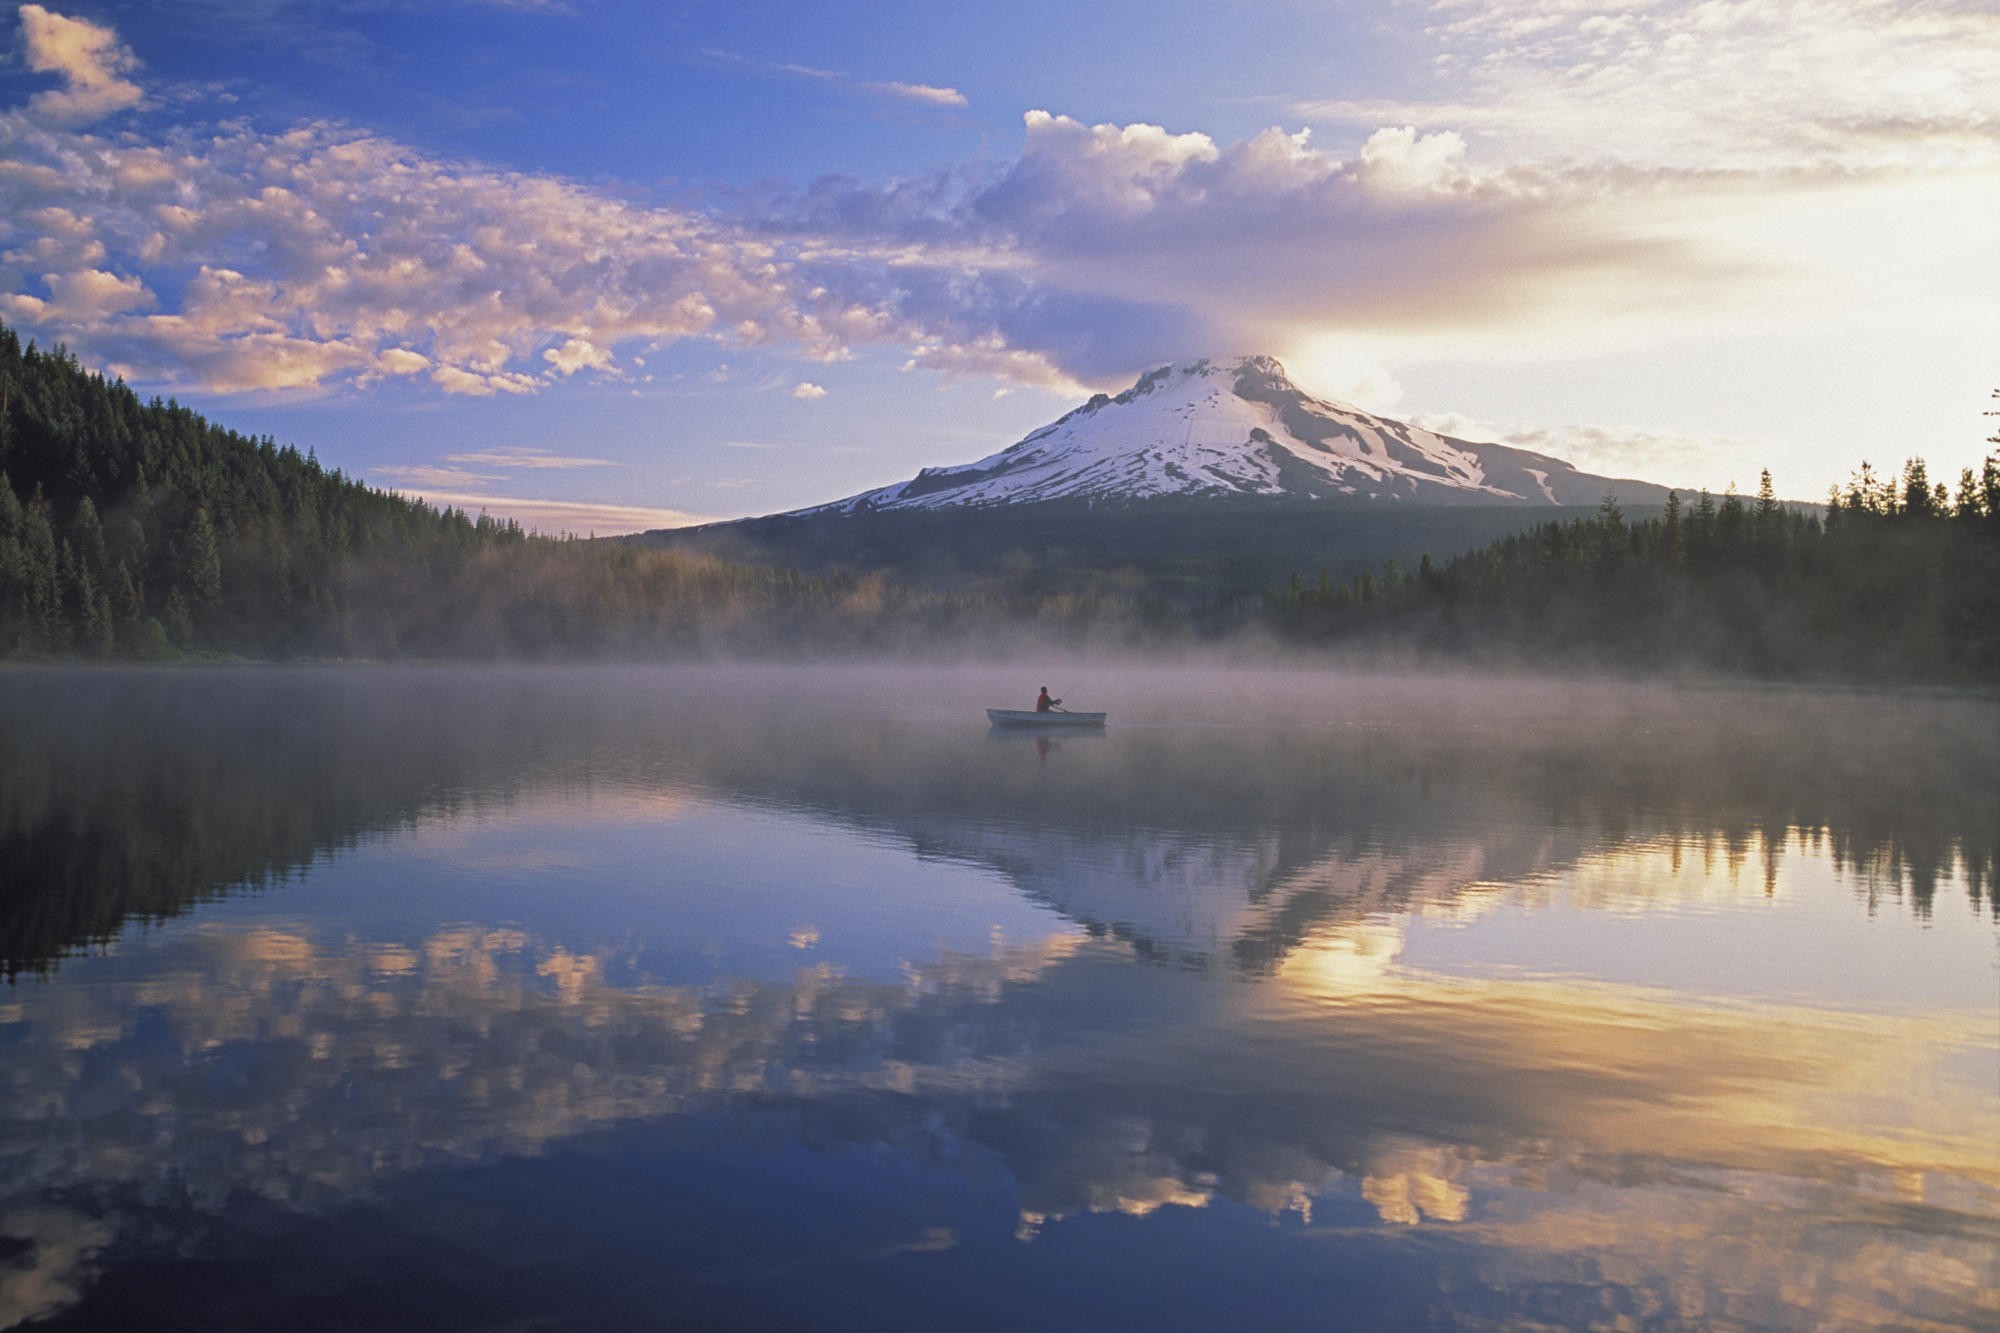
1052;670;1095;707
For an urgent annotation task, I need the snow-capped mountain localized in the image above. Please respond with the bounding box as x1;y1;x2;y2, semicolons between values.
800;356;1663;513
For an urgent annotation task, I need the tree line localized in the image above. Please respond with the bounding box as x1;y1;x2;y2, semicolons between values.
1271;459;2000;682
3;318;1995;680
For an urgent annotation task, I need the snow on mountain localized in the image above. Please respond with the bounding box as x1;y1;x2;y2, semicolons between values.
800;356;1656;513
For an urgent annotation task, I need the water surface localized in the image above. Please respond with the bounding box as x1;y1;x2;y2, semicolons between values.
2;666;1995;1330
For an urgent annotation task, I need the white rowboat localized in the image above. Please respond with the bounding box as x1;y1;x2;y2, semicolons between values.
986;708;1107;728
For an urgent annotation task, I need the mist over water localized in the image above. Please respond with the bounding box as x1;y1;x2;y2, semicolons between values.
2;664;1995;1330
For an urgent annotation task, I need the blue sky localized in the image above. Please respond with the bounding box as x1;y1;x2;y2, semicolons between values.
1;0;1995;532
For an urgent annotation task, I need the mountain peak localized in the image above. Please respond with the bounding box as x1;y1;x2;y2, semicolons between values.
797;359;1669;514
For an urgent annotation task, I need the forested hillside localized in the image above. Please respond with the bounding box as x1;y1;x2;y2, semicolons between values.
1272;463;2000;682
0;323;915;658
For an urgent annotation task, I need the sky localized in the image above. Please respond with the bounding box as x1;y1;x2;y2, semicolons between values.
0;0;1995;533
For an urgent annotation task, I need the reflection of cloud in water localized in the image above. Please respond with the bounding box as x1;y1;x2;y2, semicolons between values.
394;784;704;876
2;914;1994;1327
0;1206;112;1329
1360;1144;1472;1225
2;667;1994;1326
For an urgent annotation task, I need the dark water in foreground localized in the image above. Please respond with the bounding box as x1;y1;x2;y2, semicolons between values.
1;665;1995;1331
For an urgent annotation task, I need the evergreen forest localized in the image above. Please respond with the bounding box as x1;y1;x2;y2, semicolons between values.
2;319;1995;683
0;322;950;658
1272;461;2000;682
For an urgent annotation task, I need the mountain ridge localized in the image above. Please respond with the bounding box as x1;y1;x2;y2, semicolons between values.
791;355;1671;515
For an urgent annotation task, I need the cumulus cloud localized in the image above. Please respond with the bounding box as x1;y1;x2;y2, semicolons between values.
0;4;1990;416
375;347;431;376
791;381;827;399
17;4;142;122
542;336;613;376
0;79;982;396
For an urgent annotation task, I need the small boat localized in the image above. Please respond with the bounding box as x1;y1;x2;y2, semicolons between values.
986;708;1107;728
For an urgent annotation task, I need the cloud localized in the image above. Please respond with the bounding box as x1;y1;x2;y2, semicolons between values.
443;446;617;469
1302;0;2000;172
791;381;827;399
701;48;967;111
391;490;713;535
17;4;142;122
375;347;431;376
0;5;1990;422
0;95;977;398
0;266;154;324
431;364;539;397
542;336;613;376
1413;413;1770;491
368;463;503;489
864;80;967;108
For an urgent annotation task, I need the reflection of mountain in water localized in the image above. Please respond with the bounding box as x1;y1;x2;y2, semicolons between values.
895;816;1506;971
654;684;1998;970
4;667;1994;979
3;667;1996;1329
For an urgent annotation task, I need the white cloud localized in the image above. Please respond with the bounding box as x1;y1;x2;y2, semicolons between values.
17;4;142;123
0;0;1990;484
0;99;954;398
431;365;536;397
443;446;616;469
369;463;502;489
791;381;827;399
1307;0;2000;173
1357;125;1467;192
1412;412;1770;491
542;336;613;376
864;80;967;108
38;267;153;317
702;49;967;112
401;490;712;536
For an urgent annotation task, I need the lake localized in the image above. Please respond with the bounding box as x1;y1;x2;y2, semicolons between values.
2;665;1995;1331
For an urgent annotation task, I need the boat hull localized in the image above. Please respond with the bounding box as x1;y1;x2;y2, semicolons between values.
986;709;1106;728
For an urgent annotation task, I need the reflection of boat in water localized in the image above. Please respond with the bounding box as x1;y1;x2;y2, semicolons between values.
986;709;1107;728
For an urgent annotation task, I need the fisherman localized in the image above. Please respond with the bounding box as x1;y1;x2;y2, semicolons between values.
1035;686;1060;713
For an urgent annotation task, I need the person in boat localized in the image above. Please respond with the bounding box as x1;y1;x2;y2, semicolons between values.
1035;686;1060;713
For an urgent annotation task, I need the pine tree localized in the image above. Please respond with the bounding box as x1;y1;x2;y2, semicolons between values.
164;588;193;647
1901;458;1935;517
1754;470;1779;525
1717;484;1747;554
180;506;223;612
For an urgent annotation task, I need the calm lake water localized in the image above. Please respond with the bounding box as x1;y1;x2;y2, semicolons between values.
2;665;1995;1331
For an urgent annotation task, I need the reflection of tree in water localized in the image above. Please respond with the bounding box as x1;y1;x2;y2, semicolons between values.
2;668;1994;981
0;669;683;979
669;683;1998;961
